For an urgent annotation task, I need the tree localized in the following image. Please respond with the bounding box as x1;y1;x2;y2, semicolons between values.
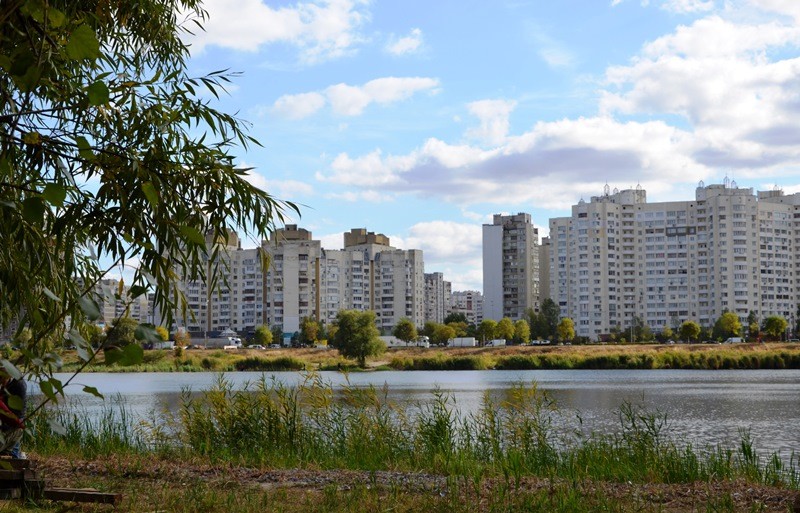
444;312;468;325
713;312;742;340
447;321;469;338
271;325;284;346
104;317;138;348
253;325;273;347
762;316;788;341
477;319;497;342
156;326;170;342
513;319;530;345
173;330;191;348
0;2;296;407
422;321;437;339
540;299;560;339
392;318;418;344
432;324;456;346
495;317;514;341
679;321;701;343
527;309;549;340
332;310;385;367
556;318;575;342
299;317;320;346
660;326;674;342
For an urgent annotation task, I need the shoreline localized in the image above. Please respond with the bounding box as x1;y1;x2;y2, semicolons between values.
57;342;800;373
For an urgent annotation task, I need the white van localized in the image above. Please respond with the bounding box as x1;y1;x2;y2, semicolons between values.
724;337;744;344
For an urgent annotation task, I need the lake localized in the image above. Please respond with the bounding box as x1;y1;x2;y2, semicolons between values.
52;369;800;456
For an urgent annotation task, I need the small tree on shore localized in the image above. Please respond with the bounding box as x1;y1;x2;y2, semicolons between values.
332;310;385;367
556;318;575;343
762;316;788;341
393;318;418;345
513;319;530;345
253;325;273;346
679;321;701;343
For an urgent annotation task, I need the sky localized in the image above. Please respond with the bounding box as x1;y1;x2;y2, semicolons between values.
180;0;800;292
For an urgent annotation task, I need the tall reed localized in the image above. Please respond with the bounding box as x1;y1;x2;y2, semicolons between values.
27;375;800;490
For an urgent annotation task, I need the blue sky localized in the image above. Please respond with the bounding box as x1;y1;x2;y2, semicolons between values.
180;0;800;292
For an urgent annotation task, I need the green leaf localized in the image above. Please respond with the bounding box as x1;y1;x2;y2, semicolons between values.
48;420;66;436
128;285;147;298
78;296;101;320
66;24;101;61
82;386;104;399
39;380;55;401
76;136;94;160
47;7;66;27
179;226;205;245
87;80;109;106
22;197;45;224
0;359;22;381
104;344;143;366
6;395;23;411
43;183;66;207
42;287;61;302
141;181;159;207
134;324;160;343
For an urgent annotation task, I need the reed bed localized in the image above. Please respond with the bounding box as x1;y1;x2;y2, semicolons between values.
27;375;800;492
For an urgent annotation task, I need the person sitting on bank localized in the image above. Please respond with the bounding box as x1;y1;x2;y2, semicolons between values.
0;376;26;459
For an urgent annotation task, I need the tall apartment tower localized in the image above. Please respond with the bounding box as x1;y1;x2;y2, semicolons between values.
424;272;451;324
262;225;322;334
482;213;540;321
339;229;426;332
550;182;800;340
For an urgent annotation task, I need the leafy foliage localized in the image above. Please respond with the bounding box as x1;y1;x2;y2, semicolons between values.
299;317;320;346
713;312;742;340
332;310;384;367
252;325;273;347
0;1;296;409
392;318;417;343
556;318;575;342
678;321;701;342
513;319;530;345
762;316;788;340
495;317;514;341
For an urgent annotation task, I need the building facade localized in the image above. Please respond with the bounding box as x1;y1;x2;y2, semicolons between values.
548;182;800;340
482;213;540;321
424;272;451;324
448;290;484;326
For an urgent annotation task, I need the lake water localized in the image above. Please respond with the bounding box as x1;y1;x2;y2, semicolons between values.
52;369;800;456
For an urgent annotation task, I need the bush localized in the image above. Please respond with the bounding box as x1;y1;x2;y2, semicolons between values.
234;356;305;371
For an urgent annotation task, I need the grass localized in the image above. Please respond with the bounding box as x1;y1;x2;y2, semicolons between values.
51;342;800;373
17;376;800;512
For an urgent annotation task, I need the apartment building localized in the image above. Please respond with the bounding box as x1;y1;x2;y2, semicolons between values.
549;182;800;340
95;279;149;325
482;213;540;321
448;290;484;326
163;226;428;337
424;272;451;324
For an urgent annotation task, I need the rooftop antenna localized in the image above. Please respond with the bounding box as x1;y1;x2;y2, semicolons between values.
604;183;611;196
698;180;705;188
723;175;730;188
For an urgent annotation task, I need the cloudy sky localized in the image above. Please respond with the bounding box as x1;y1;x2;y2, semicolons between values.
183;0;800;291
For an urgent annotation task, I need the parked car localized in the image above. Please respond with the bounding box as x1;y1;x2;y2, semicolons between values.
250;345;265;350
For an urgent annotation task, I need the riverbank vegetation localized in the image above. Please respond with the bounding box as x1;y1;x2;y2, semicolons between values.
52;342;800;373
20;378;800;512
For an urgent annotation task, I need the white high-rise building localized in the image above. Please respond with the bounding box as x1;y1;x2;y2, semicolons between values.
549;182;800;340
424;272;451;324
482;213;540;321
449;290;484;326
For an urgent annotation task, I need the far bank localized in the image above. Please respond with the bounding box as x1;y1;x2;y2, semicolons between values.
57;342;800;373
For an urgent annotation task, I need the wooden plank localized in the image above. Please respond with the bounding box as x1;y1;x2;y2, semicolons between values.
43;488;122;505
0;469;25;480
0;488;22;500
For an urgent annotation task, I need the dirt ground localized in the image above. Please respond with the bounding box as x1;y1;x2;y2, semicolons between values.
31;455;800;513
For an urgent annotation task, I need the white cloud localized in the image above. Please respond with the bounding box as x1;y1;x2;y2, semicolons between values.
386;28;424;56
319;232;345;250
465;99;518;146
271;92;326;119
187;0;369;63
243;170;314;198
325;190;394;202
271;77;440;119
396;221;482;264
661;0;715;13
328;77;440;115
